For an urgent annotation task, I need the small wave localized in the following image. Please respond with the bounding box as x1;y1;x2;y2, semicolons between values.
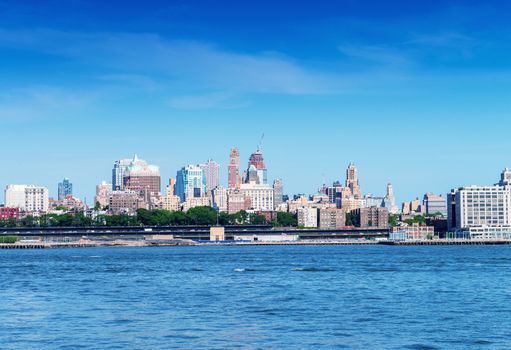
404;344;439;350
366;268;400;272
292;267;335;272
89;256;101;258
233;268;259;272
473;340;493;345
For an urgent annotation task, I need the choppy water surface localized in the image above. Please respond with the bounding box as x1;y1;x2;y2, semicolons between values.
1;245;511;349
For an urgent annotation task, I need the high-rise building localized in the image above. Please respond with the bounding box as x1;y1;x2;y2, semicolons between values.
200;159;220;194
58;178;73;201
423;193;447;217
273;178;283;209
384;183;399;214
245;148;267;184
5;185;49;213
448;169;511;238
345;162;361;199
123;155;161;196
175;165;206;202
112;158;133;190
94;181;112;209
228;148;241;189
327;181;343;206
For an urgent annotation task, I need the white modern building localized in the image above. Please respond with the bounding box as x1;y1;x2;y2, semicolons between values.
448;170;511;238
297;207;318;228
5;184;49;213
239;182;274;211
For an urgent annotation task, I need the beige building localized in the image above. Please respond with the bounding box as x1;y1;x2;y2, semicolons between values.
227;189;248;214
162;194;181;211
109;190;141;215
182;196;211;212
288;195;336;214
394;224;434;240
94;181;112;208
210;227;225;241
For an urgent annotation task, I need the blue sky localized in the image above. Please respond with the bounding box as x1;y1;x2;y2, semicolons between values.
1;0;510;204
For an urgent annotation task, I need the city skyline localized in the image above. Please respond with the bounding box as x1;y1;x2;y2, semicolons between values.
1;0;511;203
1;146;510;205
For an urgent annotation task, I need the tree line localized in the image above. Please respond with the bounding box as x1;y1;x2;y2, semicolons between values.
0;207;298;228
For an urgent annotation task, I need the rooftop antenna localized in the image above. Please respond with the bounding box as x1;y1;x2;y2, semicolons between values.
258;133;265;151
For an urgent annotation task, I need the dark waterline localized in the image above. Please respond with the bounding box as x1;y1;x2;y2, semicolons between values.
1;245;510;349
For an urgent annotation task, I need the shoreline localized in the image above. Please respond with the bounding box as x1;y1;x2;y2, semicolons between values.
2;238;511;249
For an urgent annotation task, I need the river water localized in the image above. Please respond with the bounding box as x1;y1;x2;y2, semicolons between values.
1;245;510;349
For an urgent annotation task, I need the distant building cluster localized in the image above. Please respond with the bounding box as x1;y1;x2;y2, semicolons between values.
4;143;511;240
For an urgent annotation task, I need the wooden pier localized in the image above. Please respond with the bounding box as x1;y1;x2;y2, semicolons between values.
0;243;97;249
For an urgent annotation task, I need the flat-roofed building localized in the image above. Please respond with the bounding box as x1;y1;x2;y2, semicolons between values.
354;207;389;228
109;190;141;215
423;192;447;217
319;208;345;230
448;172;511;238
5;185;49;213
297;207;318;228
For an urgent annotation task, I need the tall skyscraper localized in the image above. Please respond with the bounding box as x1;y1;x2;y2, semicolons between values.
246;148;267;184
175;165;206;202
228;147;241;189
345;162;361;199
112;158;133;190
200;159;220;194
384;183;399;214
58;178;73;201
123;155;161;196
273;178;283;209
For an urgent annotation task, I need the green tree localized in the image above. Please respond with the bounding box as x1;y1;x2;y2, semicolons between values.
186;206;218;225
275;212;297;227
388;214;399;227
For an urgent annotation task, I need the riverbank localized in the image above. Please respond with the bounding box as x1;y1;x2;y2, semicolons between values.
3;238;511;249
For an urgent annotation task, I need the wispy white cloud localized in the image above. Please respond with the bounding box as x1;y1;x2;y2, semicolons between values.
0;85;98;122
0;28;338;95
167;91;250;110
